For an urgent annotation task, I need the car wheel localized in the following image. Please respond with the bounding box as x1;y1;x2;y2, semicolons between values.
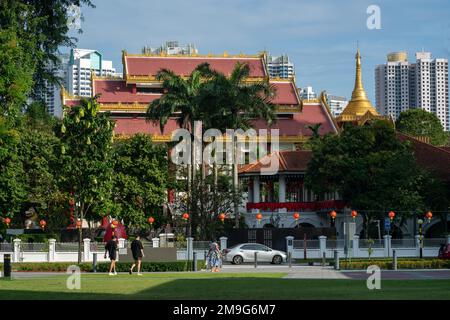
272;255;282;265
233;255;243;265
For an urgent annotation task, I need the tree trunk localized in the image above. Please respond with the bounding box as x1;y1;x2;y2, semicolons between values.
233;140;239;228
77;202;84;264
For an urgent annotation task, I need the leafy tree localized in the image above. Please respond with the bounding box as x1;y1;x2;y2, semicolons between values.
0;117;25;223
396;109;448;146
113;134;168;230
174;168;242;240
0;28;35;120
0;0;95;96
305;120;428;238
57;97;114;262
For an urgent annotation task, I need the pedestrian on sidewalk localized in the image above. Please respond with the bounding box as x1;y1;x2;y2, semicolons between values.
105;236;118;276
206;242;222;272
129;235;144;276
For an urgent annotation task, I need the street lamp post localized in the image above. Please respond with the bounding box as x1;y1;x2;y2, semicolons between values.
418;218;424;259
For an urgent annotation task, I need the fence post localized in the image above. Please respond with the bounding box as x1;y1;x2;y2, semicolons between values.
254;251;258;268
319;235;327;258
322;252;326;267
352;235;359;258
48;239;56;262
220;236;228;250
83;238;91;262
193;252;197;271
92;253;97;273
152;237;160;248
117;238;125;262
285;236;294;258
13;239;21;263
186;237;194;261
334;250;340;270
3;254;11;278
415;235;421;257
288;252;292;268
392;250;397;270
383;235;392;257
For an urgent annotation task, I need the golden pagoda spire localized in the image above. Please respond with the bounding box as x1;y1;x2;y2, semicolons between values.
340;48;379;117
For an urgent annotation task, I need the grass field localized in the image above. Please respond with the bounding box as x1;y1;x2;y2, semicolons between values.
1;273;450;300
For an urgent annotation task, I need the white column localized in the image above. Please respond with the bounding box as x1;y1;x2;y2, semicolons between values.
383;235;392;257
186;237;194;260
319;235;327;257
248;181;253;203
48;239;56;262
220;237;228;250
253;176;260;203
415;235;421;257
352;235;359;258
13;239;21;263
278;175;286;213
152;237;160;248
83;238;91;262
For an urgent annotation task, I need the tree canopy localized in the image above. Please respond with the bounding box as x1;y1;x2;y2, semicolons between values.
396;109;449;146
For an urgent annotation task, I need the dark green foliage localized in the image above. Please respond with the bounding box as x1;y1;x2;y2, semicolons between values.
113;134;168;229
396;109;449;146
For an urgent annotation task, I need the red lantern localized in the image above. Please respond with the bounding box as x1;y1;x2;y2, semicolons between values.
148;217;155;225
218;213;225;223
351;210;358;219
329;210;337;220
256;213;263;221
69;198;75;206
293;212;300;221
4;217;11;227
388;211;395;221
182;213;189;221
425;211;432;222
76;219;82;229
39;220;47;230
111;220;119;228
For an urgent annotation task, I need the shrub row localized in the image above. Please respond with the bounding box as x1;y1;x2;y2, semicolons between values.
340;259;450;270
0;261;206;272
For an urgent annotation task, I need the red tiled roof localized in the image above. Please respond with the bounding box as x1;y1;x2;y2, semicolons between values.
93;79;161;104
125;55;267;78
397;132;450;181
239;150;312;174
251;103;337;136
114;117;180;135
270;81;299;105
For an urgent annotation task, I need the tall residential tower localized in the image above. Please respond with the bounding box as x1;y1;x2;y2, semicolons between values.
375;51;449;130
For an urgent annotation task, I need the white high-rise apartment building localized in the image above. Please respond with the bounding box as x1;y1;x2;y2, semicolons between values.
267;55;295;79
39;48;117;117
299;86;316;100
375;51;449;130
40;54;70;118
142;41;198;55
326;94;348;117
67;48;116;98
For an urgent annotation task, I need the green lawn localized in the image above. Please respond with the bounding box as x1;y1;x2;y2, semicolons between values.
1;273;449;300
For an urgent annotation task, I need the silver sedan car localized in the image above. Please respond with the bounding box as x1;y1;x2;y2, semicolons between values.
223;243;287;265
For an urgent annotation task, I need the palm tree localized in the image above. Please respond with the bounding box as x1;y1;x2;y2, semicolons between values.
146;64;212;238
201;62;277;228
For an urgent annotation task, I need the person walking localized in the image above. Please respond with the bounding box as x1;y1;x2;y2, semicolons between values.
129;235;145;276
105;236;118;276
206;242;222;272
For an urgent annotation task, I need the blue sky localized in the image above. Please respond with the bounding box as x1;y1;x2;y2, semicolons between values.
70;0;450;102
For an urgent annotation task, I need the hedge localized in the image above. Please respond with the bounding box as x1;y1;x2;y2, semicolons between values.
0;261;206;273
340;259;450;270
